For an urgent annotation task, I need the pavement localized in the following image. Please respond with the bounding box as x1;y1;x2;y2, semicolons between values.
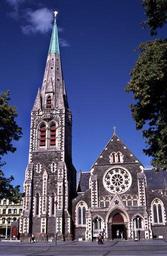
0;239;167;256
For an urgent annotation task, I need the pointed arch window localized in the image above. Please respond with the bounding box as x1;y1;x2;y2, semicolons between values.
111;152;116;163
46;95;52;109
76;201;87;226
51;162;57;173
133;215;142;229
158;204;163;223
51;193;55;215
78;207;82;225
153;204;158;223
50;122;56;146
83;207;86;225
93;216;102;230
36;193;39;216
39;123;46;147
151;198;165;224
109;151;124;163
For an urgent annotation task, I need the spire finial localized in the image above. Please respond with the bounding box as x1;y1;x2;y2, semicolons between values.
113;126;116;136
54;10;58;18
48;10;60;54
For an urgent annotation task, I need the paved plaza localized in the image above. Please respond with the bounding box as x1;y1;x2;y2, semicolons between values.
0;240;167;256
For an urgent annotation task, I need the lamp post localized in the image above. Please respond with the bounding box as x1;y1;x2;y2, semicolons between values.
54;200;58;245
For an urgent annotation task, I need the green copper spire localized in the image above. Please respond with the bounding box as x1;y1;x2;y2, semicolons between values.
48;11;60;54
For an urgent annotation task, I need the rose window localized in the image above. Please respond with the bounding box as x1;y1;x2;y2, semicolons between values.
103;167;132;194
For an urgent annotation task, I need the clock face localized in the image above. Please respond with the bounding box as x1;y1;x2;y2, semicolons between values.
103;167;132;194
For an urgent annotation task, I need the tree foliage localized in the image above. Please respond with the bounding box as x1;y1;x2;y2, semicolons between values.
0;91;22;156
0;170;21;201
126;40;167;169
0;91;22;201
143;0;167;35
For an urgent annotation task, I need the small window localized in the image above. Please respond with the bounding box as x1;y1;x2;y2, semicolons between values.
133;200;138;206
51;193;55;215
51;162;57;173
127;200;132;206
36;193;39;215
109;151;124;163
133;216;142;229
93;217;102;230
46;95;52;109
117;152;121;162
36;163;41;173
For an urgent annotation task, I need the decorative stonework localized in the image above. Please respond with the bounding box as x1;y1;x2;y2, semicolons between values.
103;167;132;194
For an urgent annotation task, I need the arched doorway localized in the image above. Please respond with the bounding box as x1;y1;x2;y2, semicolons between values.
108;211;127;240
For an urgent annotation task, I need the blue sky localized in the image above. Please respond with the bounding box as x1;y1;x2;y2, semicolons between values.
1;0;167;190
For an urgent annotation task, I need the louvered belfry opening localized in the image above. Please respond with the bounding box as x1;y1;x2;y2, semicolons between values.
39;123;46;146
46;95;52;109
50;122;56;146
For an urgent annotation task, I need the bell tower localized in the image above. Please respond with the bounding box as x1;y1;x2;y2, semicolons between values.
20;12;76;241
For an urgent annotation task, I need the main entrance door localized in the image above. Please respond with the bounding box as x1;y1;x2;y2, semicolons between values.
108;212;127;240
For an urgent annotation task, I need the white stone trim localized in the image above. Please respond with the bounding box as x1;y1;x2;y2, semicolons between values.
103;166;132;194
75;201;88;227
151;198;166;225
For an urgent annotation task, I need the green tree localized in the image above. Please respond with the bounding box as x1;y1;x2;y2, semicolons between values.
0;91;22;201
143;0;167;35
126;1;167;170
126;40;167;169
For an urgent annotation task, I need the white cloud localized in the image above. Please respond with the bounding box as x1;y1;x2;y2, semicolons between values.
60;38;70;47
6;0;25;9
21;8;53;34
6;0;25;18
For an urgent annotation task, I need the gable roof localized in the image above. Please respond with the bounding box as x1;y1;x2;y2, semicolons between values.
92;134;142;167
77;172;90;192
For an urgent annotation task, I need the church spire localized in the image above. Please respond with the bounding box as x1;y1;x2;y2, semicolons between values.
37;11;68;110
48;11;60;54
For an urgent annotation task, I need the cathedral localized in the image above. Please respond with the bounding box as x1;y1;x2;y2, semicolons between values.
20;13;167;241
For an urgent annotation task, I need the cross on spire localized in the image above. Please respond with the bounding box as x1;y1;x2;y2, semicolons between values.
54;10;58;18
113;126;116;136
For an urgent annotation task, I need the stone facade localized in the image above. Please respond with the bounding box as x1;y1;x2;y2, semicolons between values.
73;135;167;241
20;15;76;241
20;14;167;242
0;198;23;239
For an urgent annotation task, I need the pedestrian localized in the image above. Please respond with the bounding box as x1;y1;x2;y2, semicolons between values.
97;233;103;244
102;229;105;242
31;234;35;243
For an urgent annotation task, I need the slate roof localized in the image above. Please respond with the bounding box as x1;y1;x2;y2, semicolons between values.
77;169;167;193
145;169;167;190
77;172;90;192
